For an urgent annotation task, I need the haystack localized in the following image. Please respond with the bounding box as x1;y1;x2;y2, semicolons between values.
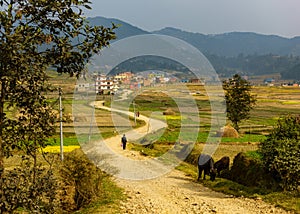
216;124;239;138
163;108;175;115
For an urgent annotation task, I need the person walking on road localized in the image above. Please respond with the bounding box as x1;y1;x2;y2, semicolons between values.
121;134;127;150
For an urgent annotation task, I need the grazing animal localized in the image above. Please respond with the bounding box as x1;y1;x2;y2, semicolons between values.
214;156;230;176
197;154;216;181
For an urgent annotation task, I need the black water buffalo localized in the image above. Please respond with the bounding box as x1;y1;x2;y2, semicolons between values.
214;156;230;176
197;154;216;181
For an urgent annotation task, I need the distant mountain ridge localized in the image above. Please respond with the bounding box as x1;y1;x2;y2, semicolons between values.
87;16;300;79
154;27;300;57
87;16;149;40
88;16;300;57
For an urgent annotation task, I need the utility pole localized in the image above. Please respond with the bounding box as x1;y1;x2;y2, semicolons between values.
59;88;64;161
89;77;97;143
133;101;136;125
88;104;95;144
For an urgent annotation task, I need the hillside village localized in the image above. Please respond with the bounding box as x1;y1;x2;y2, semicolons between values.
76;71;300;95
75;71;204;95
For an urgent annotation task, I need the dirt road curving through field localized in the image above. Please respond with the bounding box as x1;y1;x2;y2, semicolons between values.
84;100;291;214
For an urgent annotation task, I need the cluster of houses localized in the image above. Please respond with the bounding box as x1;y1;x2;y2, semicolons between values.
76;71;203;95
264;78;300;87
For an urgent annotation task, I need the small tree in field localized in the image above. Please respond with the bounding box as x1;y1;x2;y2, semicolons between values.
223;74;256;132
259;115;300;191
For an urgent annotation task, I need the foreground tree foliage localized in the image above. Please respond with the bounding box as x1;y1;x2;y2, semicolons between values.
259;115;300;191
222;74;256;132
1;157;58;213
0;0;116;212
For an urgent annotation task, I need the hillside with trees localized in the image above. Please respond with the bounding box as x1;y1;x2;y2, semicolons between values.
281;63;300;80
206;54;300;78
153;27;300;57
89;17;300;80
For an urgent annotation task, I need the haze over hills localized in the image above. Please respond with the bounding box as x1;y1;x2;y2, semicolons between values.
88;16;300;79
88;16;300;57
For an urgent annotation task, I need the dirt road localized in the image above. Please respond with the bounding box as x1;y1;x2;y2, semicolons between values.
86;101;291;214
116;169;290;214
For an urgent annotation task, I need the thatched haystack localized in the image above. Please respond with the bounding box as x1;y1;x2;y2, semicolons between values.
163;108;175;115
216;124;239;138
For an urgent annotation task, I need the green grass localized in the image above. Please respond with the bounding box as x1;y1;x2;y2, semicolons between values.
281;100;300;105
208;178;269;197
264;192;300;213
134;127;266;145
221;134;266;143
47;131;119;148
245;150;263;159
47;135;80;146
130;144;170;157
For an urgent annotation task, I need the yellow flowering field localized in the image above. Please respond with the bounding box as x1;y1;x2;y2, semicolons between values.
42;145;81;153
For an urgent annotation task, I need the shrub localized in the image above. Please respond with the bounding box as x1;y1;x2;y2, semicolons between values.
259;115;300;191
59;149;109;211
229;152;280;191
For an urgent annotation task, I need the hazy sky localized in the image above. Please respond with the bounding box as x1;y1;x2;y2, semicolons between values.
84;0;300;38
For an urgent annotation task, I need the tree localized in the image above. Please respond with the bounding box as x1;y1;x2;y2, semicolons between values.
0;0;116;212
222;74;256;132
259;115;300;191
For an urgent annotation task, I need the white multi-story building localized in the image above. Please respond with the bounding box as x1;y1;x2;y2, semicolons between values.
94;74;119;94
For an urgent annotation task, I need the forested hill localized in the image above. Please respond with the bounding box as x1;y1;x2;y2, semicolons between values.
88;17;300;57
206;54;300;78
153;27;300;57
88;16;300;79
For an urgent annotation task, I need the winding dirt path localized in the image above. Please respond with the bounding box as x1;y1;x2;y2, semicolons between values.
86;100;291;214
